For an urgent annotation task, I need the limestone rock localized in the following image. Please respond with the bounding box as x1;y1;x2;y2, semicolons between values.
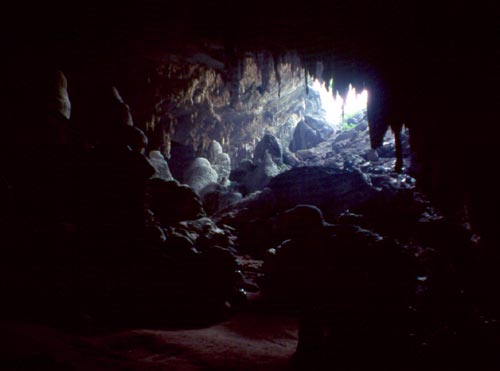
254;134;283;166
208;139;224;162
240;152;283;193
184;157;219;194
289;116;334;152
208;140;232;182
148;150;174;181
268;166;377;220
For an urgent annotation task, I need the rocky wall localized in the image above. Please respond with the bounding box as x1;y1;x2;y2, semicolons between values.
147;52;307;166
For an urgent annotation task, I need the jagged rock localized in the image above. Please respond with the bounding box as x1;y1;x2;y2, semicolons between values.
282;148;301;166
148;150;174;180
277;113;301;150
254;133;283;165
295;148;318;161
289;116;334;152
230;148;288;195
334;128;358;143
147;179;206;226
183;157;219;194
242;152;282;193
268;166;377;220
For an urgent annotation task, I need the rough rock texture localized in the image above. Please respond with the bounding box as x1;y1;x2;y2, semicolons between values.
268;166;377;221
183;157;219;194
289;117;334;152
253;134;283;166
152;54;307;166
207;140;231;182
149;150;174;181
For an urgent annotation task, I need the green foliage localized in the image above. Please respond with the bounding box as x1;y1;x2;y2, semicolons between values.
339;111;366;131
339;119;357;131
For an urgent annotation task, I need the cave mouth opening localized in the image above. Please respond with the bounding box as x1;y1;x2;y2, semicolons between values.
310;79;368;131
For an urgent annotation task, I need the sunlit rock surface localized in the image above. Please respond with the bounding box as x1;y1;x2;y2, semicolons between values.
148;150;174;181
183;157;219;194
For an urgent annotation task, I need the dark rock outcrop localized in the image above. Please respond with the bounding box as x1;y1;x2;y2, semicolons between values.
253;133;283;166
289;116;334;152
268;166;377;221
147;179;206;226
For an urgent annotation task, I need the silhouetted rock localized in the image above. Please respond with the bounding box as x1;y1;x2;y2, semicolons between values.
147;179;206;226
268;166;377;220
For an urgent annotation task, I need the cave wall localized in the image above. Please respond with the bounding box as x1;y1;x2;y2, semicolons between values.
147;52;306;165
1;0;497;248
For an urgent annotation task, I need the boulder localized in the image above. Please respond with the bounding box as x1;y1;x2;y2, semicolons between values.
241;152;282;193
254;134;283;165
268;166;377;220
289;116;334;152
282;148;301;166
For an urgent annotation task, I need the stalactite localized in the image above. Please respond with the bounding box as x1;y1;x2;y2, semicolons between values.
305;68;309;95
271;52;281;97
256;51;272;95
321;58;335;93
223;42;242;106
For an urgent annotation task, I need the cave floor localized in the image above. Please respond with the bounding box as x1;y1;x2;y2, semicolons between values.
0;292;298;371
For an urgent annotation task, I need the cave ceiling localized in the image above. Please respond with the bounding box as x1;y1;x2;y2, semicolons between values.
3;0;497;155
6;0;491;87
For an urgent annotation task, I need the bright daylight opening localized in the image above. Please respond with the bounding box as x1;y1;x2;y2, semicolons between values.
311;79;368;130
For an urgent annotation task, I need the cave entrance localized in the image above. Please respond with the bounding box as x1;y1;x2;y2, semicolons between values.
289;78;369;152
309;79;368;131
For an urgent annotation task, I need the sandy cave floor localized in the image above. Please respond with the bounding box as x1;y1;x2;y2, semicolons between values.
0;255;299;371
0;298;298;371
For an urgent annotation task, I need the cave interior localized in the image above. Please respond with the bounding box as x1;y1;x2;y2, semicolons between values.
0;0;499;370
